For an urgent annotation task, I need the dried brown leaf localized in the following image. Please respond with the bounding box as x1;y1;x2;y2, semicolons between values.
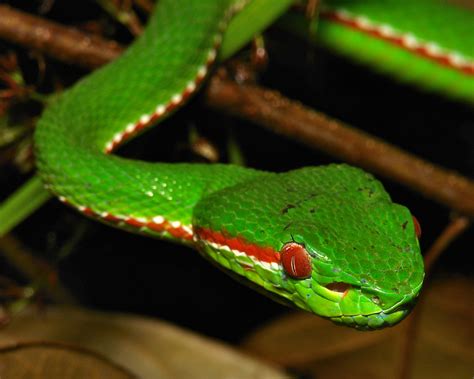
241;278;473;379
0;341;135;379
0;307;287;379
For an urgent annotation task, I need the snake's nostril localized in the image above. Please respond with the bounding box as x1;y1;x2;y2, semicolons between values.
371;295;381;305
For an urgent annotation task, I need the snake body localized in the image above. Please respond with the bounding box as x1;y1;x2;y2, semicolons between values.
318;0;474;102
34;0;448;329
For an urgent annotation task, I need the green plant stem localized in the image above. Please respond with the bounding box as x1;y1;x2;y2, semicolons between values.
0;175;50;236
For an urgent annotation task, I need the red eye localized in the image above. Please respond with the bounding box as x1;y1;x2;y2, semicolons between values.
412;215;422;239
280;242;312;279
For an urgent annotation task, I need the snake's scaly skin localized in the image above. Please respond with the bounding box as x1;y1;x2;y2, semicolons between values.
320;0;474;102
35;0;429;329
283;0;474;102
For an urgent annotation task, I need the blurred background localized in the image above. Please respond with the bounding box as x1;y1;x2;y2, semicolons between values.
0;1;472;378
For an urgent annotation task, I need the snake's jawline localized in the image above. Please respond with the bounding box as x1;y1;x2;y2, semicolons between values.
195;240;297;311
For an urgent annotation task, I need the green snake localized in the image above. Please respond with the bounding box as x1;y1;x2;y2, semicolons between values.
35;0;473;329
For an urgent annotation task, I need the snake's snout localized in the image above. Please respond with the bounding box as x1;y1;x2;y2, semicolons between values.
366;293;420;329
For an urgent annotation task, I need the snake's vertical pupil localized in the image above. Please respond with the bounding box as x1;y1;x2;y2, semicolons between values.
280;242;312;279
412;215;422;239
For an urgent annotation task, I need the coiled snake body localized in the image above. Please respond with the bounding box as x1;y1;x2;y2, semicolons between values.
38;0;474;329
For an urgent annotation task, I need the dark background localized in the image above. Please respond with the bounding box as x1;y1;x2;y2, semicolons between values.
2;0;473;344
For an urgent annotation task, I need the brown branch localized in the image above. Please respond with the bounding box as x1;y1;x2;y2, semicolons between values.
0;5;122;69
205;78;474;216
423;215;470;274
1;5;474;216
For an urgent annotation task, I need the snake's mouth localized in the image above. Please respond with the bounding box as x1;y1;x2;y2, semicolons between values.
330;301;414;330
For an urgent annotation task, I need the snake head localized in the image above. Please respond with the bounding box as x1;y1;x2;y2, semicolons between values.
194;164;424;329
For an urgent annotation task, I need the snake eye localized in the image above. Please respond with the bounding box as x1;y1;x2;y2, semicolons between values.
280;242;312;279
412;215;422;239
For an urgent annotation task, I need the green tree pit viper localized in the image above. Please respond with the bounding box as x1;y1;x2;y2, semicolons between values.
35;0;429;330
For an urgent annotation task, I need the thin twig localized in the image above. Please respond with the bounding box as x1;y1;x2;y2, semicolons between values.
398;300;421;379
397;215;471;379
133;0;154;14
423;215;471;274
0;234;77;304
96;0;143;36
1;5;474;217
305;0;320;19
